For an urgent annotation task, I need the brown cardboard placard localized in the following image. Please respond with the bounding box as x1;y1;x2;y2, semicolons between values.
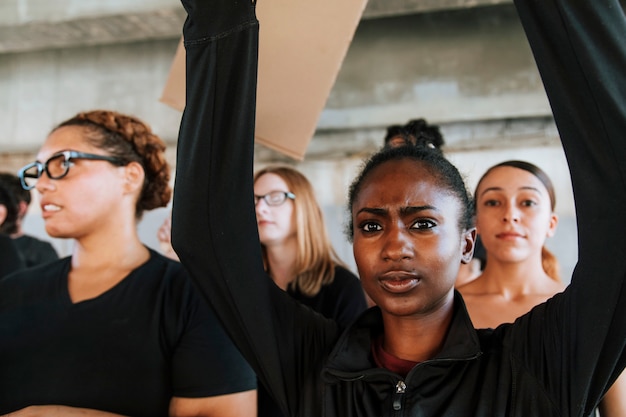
160;0;367;160
160;38;186;112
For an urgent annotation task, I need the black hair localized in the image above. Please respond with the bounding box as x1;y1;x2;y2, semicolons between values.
0;172;31;206
384;118;445;150
346;144;473;242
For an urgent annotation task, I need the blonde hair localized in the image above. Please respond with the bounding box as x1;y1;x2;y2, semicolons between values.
254;166;342;296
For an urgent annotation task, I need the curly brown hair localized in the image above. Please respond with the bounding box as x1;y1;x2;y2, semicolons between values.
54;110;171;218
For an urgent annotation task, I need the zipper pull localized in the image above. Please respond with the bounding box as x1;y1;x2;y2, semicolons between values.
393;380;406;411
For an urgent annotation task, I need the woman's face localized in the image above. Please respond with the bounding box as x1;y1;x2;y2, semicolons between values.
254;173;296;247
474;166;557;264
34;126;130;239
352;159;474;318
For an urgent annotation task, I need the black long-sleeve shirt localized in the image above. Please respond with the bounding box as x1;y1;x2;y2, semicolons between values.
172;0;626;415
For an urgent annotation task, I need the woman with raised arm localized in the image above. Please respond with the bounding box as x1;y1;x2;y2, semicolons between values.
172;0;626;415
0;110;256;417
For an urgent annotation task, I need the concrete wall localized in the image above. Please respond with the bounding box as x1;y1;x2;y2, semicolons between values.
0;39;182;153
0;0;179;25
0;2;579;283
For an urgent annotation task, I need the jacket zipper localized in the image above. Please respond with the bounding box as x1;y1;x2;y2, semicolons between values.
392;380;406;411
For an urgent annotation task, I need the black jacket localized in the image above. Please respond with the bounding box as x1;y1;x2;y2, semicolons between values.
172;0;626;415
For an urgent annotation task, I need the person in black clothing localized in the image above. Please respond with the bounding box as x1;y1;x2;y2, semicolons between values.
254;165;367;416
1;110;256;416
253;165;367;323
172;0;626;415
0;172;59;267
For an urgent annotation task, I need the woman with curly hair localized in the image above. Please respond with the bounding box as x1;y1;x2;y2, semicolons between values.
0;110;256;416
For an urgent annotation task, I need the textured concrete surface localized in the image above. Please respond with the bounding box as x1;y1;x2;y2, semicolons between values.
0;0;513;53
0;4;550;152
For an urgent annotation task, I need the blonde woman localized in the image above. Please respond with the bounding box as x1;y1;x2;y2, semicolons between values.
254;166;367;416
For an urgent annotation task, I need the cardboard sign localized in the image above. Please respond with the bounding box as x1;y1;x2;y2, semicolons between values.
159;38;186;113
160;0;368;160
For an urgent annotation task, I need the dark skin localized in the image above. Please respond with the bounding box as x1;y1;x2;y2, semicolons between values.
351;159;475;363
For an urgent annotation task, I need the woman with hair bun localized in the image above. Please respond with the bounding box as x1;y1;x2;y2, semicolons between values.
0;110;256;416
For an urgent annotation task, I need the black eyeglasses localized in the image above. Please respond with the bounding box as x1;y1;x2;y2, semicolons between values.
254;191;296;206
18;150;126;190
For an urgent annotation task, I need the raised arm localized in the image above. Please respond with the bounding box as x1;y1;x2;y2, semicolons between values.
511;0;626;412
171;1;338;416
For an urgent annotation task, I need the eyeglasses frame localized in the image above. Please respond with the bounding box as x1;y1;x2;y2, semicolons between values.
18;150;126;190
253;191;296;206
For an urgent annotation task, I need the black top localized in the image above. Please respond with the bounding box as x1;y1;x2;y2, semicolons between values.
287;266;367;328
172;0;626;415
0;249;256;416
0;233;25;278
13;234;59;268
260;265;367;417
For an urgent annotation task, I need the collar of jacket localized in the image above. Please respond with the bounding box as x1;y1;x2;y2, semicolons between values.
321;290;482;382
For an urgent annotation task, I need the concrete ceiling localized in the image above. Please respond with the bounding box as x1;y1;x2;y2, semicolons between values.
0;0;512;54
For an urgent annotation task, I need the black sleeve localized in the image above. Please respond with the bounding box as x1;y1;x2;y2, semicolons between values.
0;235;25;278
171;1;339;416
509;0;626;414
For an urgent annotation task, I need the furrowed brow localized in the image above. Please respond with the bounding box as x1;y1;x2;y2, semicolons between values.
400;205;437;216
356;207;388;216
